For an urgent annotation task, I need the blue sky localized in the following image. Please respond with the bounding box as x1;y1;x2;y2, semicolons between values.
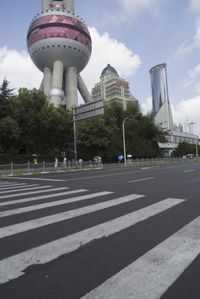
1;0;200;132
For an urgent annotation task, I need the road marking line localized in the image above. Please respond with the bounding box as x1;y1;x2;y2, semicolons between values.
0;197;184;284
0;181;18;184
0;187;68;200
82;216;200;299
0;183;28;191
129;177;155;183
0;190;88;207
0;185;49;195
0;194;143;239
0;191;112;218
183;169;195;173
0;183;26;188
0;184;35;191
5;177;66;182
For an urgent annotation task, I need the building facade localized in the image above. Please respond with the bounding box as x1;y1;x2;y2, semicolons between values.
91;64;138;109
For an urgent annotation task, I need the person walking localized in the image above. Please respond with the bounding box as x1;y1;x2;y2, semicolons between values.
54;157;58;170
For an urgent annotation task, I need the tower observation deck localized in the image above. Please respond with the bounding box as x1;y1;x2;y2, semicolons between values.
27;0;92;109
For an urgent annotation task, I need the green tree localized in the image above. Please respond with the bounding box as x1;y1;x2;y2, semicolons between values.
78;117;111;159
13;89;73;155
0;78;15;119
175;142;197;157
0;117;20;152
0;77;14;99
77;102;162;161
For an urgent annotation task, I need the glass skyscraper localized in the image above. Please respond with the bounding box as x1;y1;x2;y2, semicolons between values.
150;63;169;115
150;63;173;130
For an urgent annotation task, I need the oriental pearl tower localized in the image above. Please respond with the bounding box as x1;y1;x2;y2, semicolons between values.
27;0;92;109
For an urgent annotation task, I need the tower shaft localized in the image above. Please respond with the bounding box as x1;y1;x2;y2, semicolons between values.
50;61;64;106
63;0;74;12
42;0;74;12
42;0;51;11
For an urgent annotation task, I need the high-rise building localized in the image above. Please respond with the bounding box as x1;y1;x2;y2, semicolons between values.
150;64;198;157
150;63;173;130
91;64;138;109
27;0;92;109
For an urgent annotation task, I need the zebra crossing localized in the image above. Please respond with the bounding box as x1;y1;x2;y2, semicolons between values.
0;179;199;298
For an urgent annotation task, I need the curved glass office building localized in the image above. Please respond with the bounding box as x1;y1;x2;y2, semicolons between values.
150;63;173;130
150;63;169;115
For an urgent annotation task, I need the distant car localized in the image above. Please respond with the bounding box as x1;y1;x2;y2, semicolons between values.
186;154;193;159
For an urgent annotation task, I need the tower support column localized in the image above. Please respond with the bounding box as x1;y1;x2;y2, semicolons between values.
39;79;44;92
77;74;92;103
43;67;52;97
49;60;64;106
65;66;78;110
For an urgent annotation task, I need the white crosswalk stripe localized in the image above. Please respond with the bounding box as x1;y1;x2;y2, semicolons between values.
0;189;88;207
0;183;27;188
0;191;112;218
0;184;38;194
0;194;142;239
0;185;51;194
82;216;200;299
0;196;184;284
0;183;196;297
0;186;68;199
0;183;29;189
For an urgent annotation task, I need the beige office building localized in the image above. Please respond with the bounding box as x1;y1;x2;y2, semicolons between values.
91;64;137;109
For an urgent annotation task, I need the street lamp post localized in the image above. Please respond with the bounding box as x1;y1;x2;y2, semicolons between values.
122;117;129;166
73;108;78;162
196;136;199;158
192;122;199;158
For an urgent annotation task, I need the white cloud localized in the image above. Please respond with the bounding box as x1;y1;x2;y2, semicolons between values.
171;95;200;133
0;46;42;91
82;27;141;91
118;0;156;16
189;64;200;93
182;64;200;94
140;97;152;115
176;18;200;56
188;64;200;79
190;0;200;13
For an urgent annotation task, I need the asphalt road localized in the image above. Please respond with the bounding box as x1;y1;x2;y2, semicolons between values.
0;161;200;298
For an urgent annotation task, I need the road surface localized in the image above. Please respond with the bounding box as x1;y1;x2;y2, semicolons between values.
0;161;200;298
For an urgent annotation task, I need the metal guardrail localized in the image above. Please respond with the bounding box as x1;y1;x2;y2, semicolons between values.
0;158;199;177
0;160;103;177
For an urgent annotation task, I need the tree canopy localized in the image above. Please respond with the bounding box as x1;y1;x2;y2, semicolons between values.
0;79;165;162
77;102;163;161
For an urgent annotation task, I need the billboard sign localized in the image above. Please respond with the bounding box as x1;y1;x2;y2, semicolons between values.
74;99;104;121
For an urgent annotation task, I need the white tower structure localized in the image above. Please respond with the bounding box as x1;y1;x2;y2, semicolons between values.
27;0;92;109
